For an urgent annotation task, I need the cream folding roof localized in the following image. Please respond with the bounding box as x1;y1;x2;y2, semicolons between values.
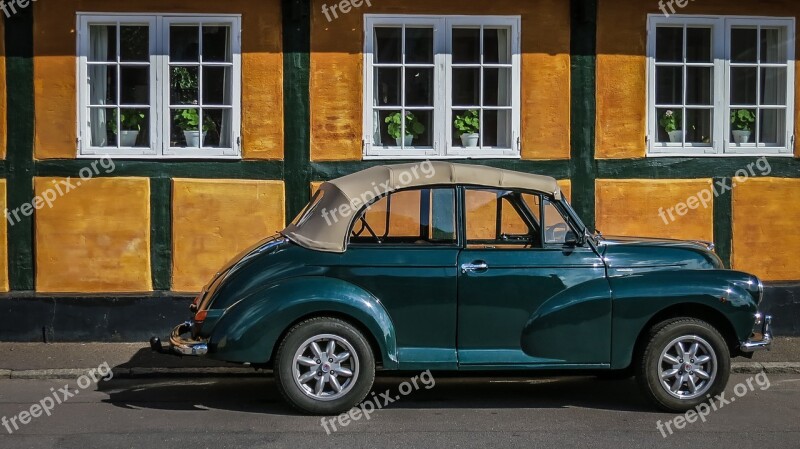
282;162;561;253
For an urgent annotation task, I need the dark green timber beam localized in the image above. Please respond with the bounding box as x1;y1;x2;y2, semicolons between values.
282;0;312;223
5;9;35;291
570;0;598;232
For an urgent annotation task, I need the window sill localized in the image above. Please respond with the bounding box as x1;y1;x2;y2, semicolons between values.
363;153;521;161
646;151;794;158
77;153;243;161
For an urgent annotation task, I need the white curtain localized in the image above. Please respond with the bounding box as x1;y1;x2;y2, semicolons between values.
89;26;110;147
496;28;510;148
219;26;232;148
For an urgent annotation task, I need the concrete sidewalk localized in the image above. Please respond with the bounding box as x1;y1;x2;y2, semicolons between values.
0;337;799;379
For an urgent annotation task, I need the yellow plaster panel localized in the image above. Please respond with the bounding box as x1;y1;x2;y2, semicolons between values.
732;178;800;281
595;179;714;242
33;0;283;160
172;179;286;292
34;177;152;292
310;0;571;161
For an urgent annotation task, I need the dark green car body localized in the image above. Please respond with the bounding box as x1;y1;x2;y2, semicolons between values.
183;189;764;373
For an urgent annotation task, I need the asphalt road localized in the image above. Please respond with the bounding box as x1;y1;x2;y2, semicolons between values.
0;373;798;448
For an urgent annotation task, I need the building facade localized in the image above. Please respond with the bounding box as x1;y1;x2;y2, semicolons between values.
0;0;798;340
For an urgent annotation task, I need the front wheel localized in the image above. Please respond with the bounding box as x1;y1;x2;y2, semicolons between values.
636;318;730;412
274;317;375;415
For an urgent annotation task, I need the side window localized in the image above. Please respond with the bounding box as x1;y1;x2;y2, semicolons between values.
542;199;571;245
464;189;541;248
350;188;456;245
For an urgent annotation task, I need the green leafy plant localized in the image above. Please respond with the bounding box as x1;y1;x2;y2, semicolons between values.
454;109;480;135
110;110;146;134
659;109;682;133
174;109;216;133
385;112;425;140
731;109;756;132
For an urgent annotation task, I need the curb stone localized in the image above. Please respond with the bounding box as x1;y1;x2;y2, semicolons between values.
0;369;10;379
731;362;800;374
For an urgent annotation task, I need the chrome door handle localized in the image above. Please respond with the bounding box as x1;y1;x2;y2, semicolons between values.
461;262;489;274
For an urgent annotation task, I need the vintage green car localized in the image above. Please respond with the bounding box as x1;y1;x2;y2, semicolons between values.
152;162;772;414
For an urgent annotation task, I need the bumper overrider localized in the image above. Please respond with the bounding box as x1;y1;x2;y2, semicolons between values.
150;321;208;356
740;313;773;352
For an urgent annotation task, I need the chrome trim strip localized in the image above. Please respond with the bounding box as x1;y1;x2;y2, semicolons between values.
740;315;773;352
169;321;209;356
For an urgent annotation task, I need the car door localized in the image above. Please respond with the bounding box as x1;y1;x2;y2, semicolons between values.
330;187;461;369
456;188;612;367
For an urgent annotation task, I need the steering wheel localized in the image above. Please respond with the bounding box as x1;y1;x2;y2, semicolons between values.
545;223;569;243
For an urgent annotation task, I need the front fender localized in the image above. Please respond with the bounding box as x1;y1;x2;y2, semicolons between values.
205;276;398;368
609;270;759;369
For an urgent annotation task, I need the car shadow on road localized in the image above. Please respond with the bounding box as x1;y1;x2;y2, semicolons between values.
96;372;654;415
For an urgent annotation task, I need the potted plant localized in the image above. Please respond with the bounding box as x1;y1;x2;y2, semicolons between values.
385;112;425;147
454;109;480;147
111;110;145;147
659;110;683;143
731;109;756;144
174;109;216;147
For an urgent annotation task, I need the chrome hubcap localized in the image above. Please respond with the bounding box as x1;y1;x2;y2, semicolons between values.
658;335;717;400
292;334;359;401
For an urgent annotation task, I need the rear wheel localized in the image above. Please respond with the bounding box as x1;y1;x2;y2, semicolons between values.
274;317;375;414
636;318;730;412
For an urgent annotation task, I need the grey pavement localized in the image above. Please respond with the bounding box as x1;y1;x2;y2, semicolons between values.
0;373;797;448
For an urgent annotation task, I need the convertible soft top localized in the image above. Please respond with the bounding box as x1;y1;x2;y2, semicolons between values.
282;162;561;253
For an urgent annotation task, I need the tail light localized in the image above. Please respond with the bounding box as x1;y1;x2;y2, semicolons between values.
194;309;208;323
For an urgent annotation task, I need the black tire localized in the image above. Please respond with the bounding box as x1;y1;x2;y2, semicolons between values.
636;318;730;412
274;317;375;415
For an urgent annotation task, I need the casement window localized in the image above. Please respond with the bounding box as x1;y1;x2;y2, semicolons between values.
77;14;242;159
647;15;795;156
363;15;521;159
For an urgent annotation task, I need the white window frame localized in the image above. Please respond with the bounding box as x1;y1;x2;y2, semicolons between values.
363;15;521;160
647;15;795;157
77;13;242;159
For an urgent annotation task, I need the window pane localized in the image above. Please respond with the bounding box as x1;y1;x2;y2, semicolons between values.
170;25;200;62
465;189;499;241
405;27;433;64
501;198;528;235
686;27;712;63
404;67;433;106
656;108;683;143
656;66;683;105
171;108;202;147
686;67;713;106
453;28;480;64
203;66;232;105
376;109;401;146
117;108;149;147
730;108;756;144
387;190;422;237
119;26;149;62
730;67;757;105
761;67;787;106
761;28;787;63
430;189;457;242
656;27;683;62
404;109;433;147
375;27;401;64
170;66;199;105
731;28;757;63
685;109;712;144
483;67;512;107
759;109;785;146
375;67;401;106
543;200;569;245
89;65;116;105
202;108;231;148
453;68;480;106
89;107;116;147
120;66;149;105
482;110;512;148
203;25;231;62
484;28;511;64
89;25;116;62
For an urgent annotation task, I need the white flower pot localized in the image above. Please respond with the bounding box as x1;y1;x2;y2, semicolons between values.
119;130;139;147
732;130;752;144
395;134;413;147
184;130;207;147
667;130;683;143
460;133;480;148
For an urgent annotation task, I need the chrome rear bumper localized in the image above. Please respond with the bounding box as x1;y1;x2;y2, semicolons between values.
740;314;772;352
150;321;208;356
